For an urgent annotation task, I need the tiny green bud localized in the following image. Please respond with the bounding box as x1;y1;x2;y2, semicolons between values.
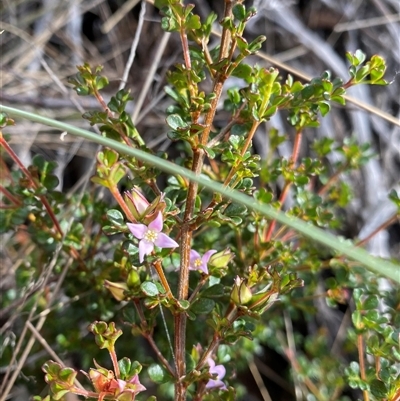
230;276;252;305
127;269;141;288
209;248;234;268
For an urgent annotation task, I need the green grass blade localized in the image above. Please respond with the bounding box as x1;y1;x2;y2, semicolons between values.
1;105;399;283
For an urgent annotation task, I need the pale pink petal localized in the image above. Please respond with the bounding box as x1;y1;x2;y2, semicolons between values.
154;233;178;249
127;374;146;392
210;364;226;379
127;223;147;239
199;263;208;275
148;211;163;232
131;188;149;214
207;358;215;369
206;378;226;389
139;240;154;262
116;379;127;392
206;358;227;390
190;250;201;263
202;250;217;264
189;250;200;271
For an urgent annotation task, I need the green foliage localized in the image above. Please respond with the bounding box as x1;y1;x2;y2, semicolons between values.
0;2;398;401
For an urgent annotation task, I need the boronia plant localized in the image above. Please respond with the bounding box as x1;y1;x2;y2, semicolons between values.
0;1;399;401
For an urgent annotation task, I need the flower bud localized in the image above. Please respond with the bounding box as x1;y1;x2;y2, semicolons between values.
124;187;166;224
127;269;140;288
208;248;234;268
230;276;252;305
124;188;150;221
104;280;129;301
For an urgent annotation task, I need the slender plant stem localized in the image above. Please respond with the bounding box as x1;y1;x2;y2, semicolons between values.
188;275;209;303
173;5;236;396
0;185;22;206
109;184;136;222
284;348;325;401
207;101;247;148
153;259;174;300
109;348;120;379
196;305;238;371
175;149;203;400
223;120;260;187
144;332;176;377
0;156;13;181
357;333;369;401
218;0;236;61
391;388;400;401
264;130;303;242
356;214;398;248
133;298;175;375
318;163;348;196
0;132;64;235
180;26;191;70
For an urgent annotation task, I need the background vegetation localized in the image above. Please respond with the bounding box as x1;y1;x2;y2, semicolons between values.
1;0;399;400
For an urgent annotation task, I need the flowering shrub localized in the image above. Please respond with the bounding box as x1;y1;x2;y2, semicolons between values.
0;1;399;401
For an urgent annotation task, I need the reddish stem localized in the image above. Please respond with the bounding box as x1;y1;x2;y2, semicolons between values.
0;185;22;206
153;259;174;300
0;156;13;181
356;214;398;248
109;347;120;379
109;184;136;222
0;133;63;235
264;130;303;242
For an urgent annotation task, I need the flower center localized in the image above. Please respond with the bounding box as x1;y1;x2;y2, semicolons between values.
144;229;158;243
194;258;202;268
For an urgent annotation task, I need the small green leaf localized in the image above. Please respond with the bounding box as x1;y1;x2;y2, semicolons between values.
201;284;225;298
107;209;125;226
95;76;109;90
166;114;189;130
186;14;201;30
363;295;379;310
190;297;215;314
58;367;77;385
354;49;366;65
225;202;247;217
247;35;266;53
319;101;330;117
233;4;246;21
148;364;166;383
178;299;190;310
141;281;159;297
32;154;46;170
355;65;370;82
231;63;252;81
370;379;387;397
42;175;59;190
352;310;365;332
118;357;132;378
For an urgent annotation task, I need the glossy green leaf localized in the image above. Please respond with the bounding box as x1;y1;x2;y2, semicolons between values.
190;297;215;314
107;209;125;226
141;281;159;297
148;364;166;383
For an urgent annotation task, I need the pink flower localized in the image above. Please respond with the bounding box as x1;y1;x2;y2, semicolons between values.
115;375;146;400
189;250;217;274
127;212;178;263
206;358;226;390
